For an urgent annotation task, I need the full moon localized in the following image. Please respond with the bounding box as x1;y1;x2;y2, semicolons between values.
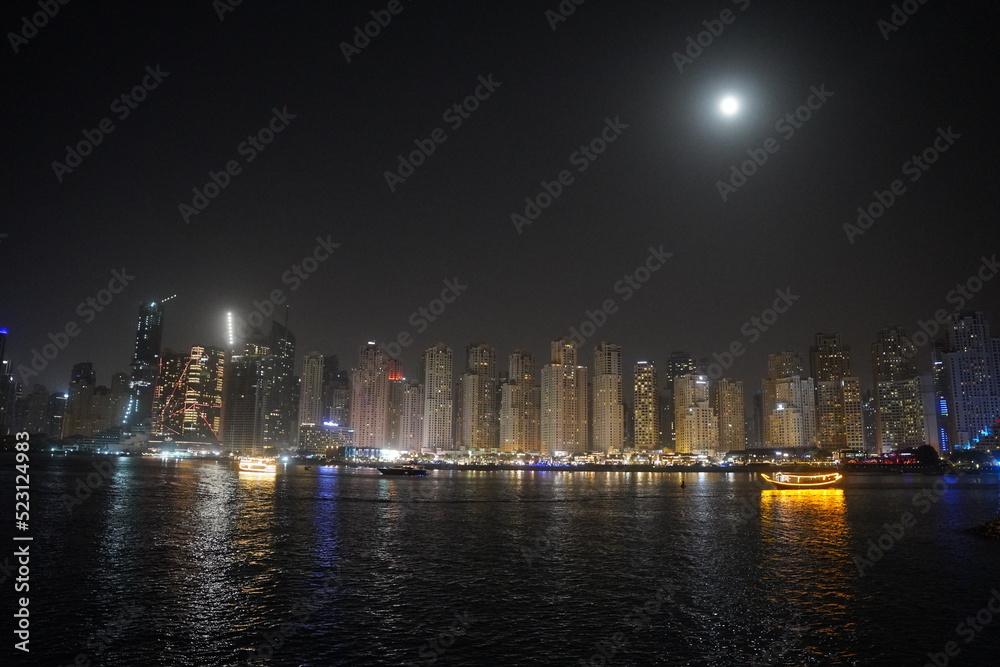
719;95;740;116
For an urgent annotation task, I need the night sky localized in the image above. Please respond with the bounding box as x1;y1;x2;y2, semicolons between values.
3;0;998;394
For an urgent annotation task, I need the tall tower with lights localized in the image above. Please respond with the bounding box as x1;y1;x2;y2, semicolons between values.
592;343;624;453
126;298;172;429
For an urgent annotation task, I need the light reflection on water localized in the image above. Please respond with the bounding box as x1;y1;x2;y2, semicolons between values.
17;458;1000;666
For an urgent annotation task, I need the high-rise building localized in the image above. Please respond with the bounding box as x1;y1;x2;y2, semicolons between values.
810;334;864;450
459;343;498;451
931;340;952;452
500;351;539;452
862;389;878;453
633;361;659;451
388;378;423;451
350;342;391;452
109;372;129;428
126;300;166;428
768;352;804;380
663;351;696;450
63;362;97;437
47;392;67;437
751;389;764;448
321;356;349;426
298;352;325;427
810;333;852;381
762;352;816;449
262;320;297;447
764;376;817;450
540;338;589;455
712;379;745;452
872;326;926;453
422;344;454;452
155;346;225;440
674;374;717;455
591;343;624;453
222;339;270;455
939;312;1000;449
20;384;50;434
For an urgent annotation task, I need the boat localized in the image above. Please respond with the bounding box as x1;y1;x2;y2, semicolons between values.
760;471;842;489
378;465;428;476
239;457;277;474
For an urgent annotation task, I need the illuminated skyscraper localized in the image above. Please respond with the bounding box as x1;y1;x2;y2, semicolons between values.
298;352;325;427
540;338;588;455
810;333;864;450
389;378;423;451
500;351;539;452
633;361;659;451
762;352;816;449
939;312;1000;449
459;343;498;451
109;372;129;428
262;320;297;447
712;379;745;452
872;326;926;453
931;341;952;452
222;339;270;455
155;346;225;440
126;300;167;429
592;343;624;453
674;374;717;455
422;344;454;452
663;351;696;450
350;342;391;452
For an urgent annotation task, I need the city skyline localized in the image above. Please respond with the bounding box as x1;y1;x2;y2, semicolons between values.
3;2;997;402
7;304;1000;453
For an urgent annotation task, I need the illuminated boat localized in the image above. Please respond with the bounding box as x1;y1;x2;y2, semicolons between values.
378;465;428;476
760;471;842;489
239;457;277;474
